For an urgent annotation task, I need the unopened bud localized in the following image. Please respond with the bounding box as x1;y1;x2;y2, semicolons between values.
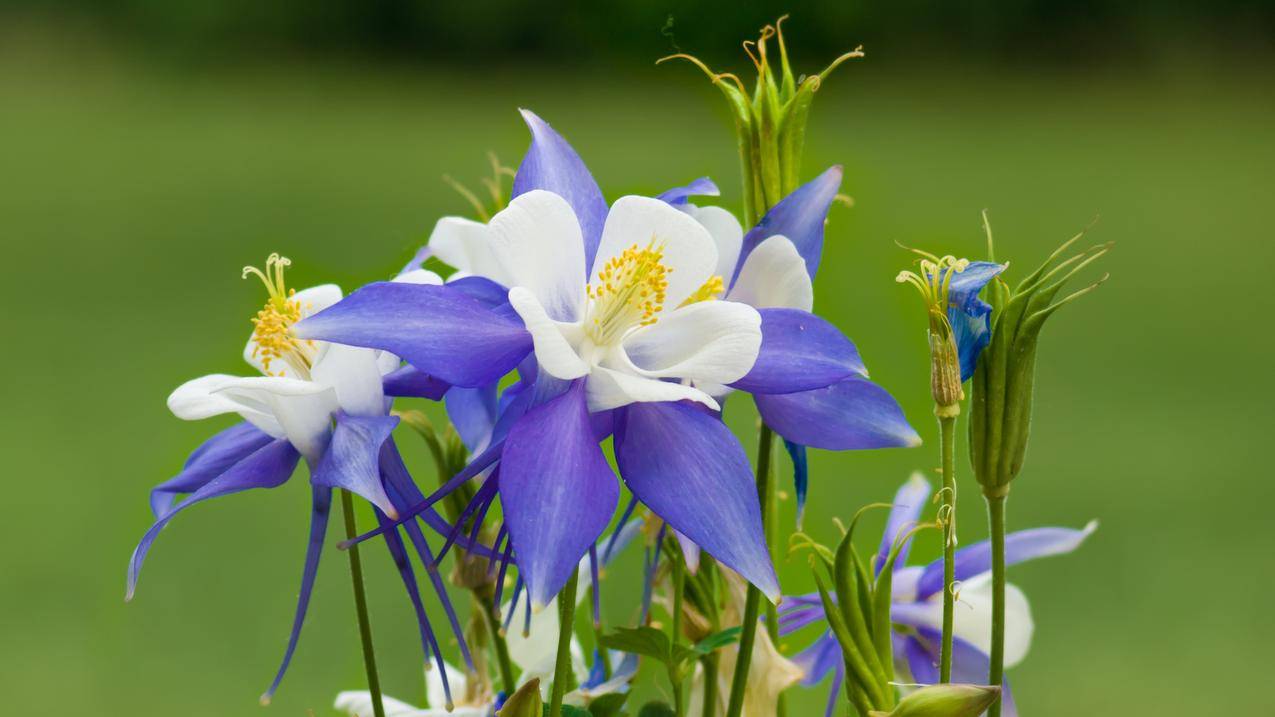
868;684;1000;717
928;312;964;413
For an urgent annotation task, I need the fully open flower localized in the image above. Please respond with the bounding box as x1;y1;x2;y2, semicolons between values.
126;256;473;702
294;110;781;612
781;474;1097;717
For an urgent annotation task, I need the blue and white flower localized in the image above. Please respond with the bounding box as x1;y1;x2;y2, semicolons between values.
780;474;1096;717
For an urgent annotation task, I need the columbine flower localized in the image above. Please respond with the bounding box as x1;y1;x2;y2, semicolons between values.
674;166;921;525
781;474;1096;717
896;251;1006;409
126;255;474;702
294;111;786;612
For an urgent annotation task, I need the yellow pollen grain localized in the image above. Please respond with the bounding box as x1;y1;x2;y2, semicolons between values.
680;275;725;307
242;253;315;376
586;241;670;343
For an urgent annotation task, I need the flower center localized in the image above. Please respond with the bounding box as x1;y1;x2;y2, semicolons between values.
242;253;316;378
896;253;970;315
585;240;671;345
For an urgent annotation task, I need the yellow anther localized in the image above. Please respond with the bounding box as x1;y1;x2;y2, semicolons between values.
242;254;316;378
585;241;670;344
680;275;725;307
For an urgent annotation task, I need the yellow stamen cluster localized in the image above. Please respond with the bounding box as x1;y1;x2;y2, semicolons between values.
896;253;970;315
242;253;315;378
680;275;725;307
585;240;671;345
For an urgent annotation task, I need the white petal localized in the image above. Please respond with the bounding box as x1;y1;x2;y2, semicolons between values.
508;287;589;380
394;268;444;285
167;374;284;437
241;283;344;377
425;661;470;711
429;216;511;285
209;376;339;462
334;691;433;717
310;343;386;416
683;204;743;279
727;235;814;312
505;597;563;676
620;300;761;384
594;196;717;309
488;190;586;321
585;365;719;412
950;575;1035;668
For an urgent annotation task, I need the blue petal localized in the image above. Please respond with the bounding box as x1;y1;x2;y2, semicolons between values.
445;384;500;453
262;486;332;703
783;439;809;530
448;274;511;308
294;281;532;388
875;473;933;574
754;376;921;450
615;401;780;602
907;628;1018;717
735;165;842;284
915;521;1097;600
730;308;865;395
149;422;275;518
400;243;433;275
126;437;299;600
499;381;619;608
382;365;450;400
943;261;1006;381
309;412;400;519
791;631;840;686
902;633;940;685
656;177;720;205
512;109;608;274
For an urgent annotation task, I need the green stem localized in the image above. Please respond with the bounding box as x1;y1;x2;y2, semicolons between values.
548;570;580;717
340;490;385;717
477;584;517;696
725;424;775;717
938;413;957;683
672;549;686;717
700;653;719;717
986;493;1008;717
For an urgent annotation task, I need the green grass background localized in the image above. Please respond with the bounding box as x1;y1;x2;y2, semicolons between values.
0;36;1271;717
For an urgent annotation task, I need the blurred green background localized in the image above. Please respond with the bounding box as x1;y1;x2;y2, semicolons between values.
1;1;1271;715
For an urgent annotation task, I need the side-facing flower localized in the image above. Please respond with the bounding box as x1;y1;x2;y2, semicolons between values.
782;474;1096;717
127;255;471;701
294;111;787;612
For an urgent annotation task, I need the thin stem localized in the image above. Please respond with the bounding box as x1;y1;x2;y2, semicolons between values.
476;584;517;696
987;494;1008;717
672;548;686;717
548;570;580;717
700;653;719;717
938;414;957;683
725;424;775;717
340;489;385;717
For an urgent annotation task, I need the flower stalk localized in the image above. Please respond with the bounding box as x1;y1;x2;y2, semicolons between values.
938;413;957;683
340;489;386;717
548;569;580;717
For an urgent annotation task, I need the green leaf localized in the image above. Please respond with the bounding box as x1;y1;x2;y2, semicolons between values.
636;701;676;717
550;706;593;717
498;677;542;717
692;626;742;654
587;692;629;717
599;627;671;664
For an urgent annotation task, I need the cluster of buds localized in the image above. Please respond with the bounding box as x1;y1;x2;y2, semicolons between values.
660;15;862;220
969;219;1111;497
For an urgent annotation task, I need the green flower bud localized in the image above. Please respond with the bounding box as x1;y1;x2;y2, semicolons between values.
868;684;1001;717
659;15;862;219
969;216;1111;497
496;677;541;717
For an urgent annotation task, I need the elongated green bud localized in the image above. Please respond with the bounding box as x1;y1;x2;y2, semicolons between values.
968;217;1111;497
659;15;862;218
868;684;1001;717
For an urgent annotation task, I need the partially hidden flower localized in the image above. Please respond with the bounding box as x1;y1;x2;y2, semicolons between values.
687;570;805;717
673;166;921;528
126;255;476;703
336;520;643;716
781;473;1096;717
294;110;785;611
